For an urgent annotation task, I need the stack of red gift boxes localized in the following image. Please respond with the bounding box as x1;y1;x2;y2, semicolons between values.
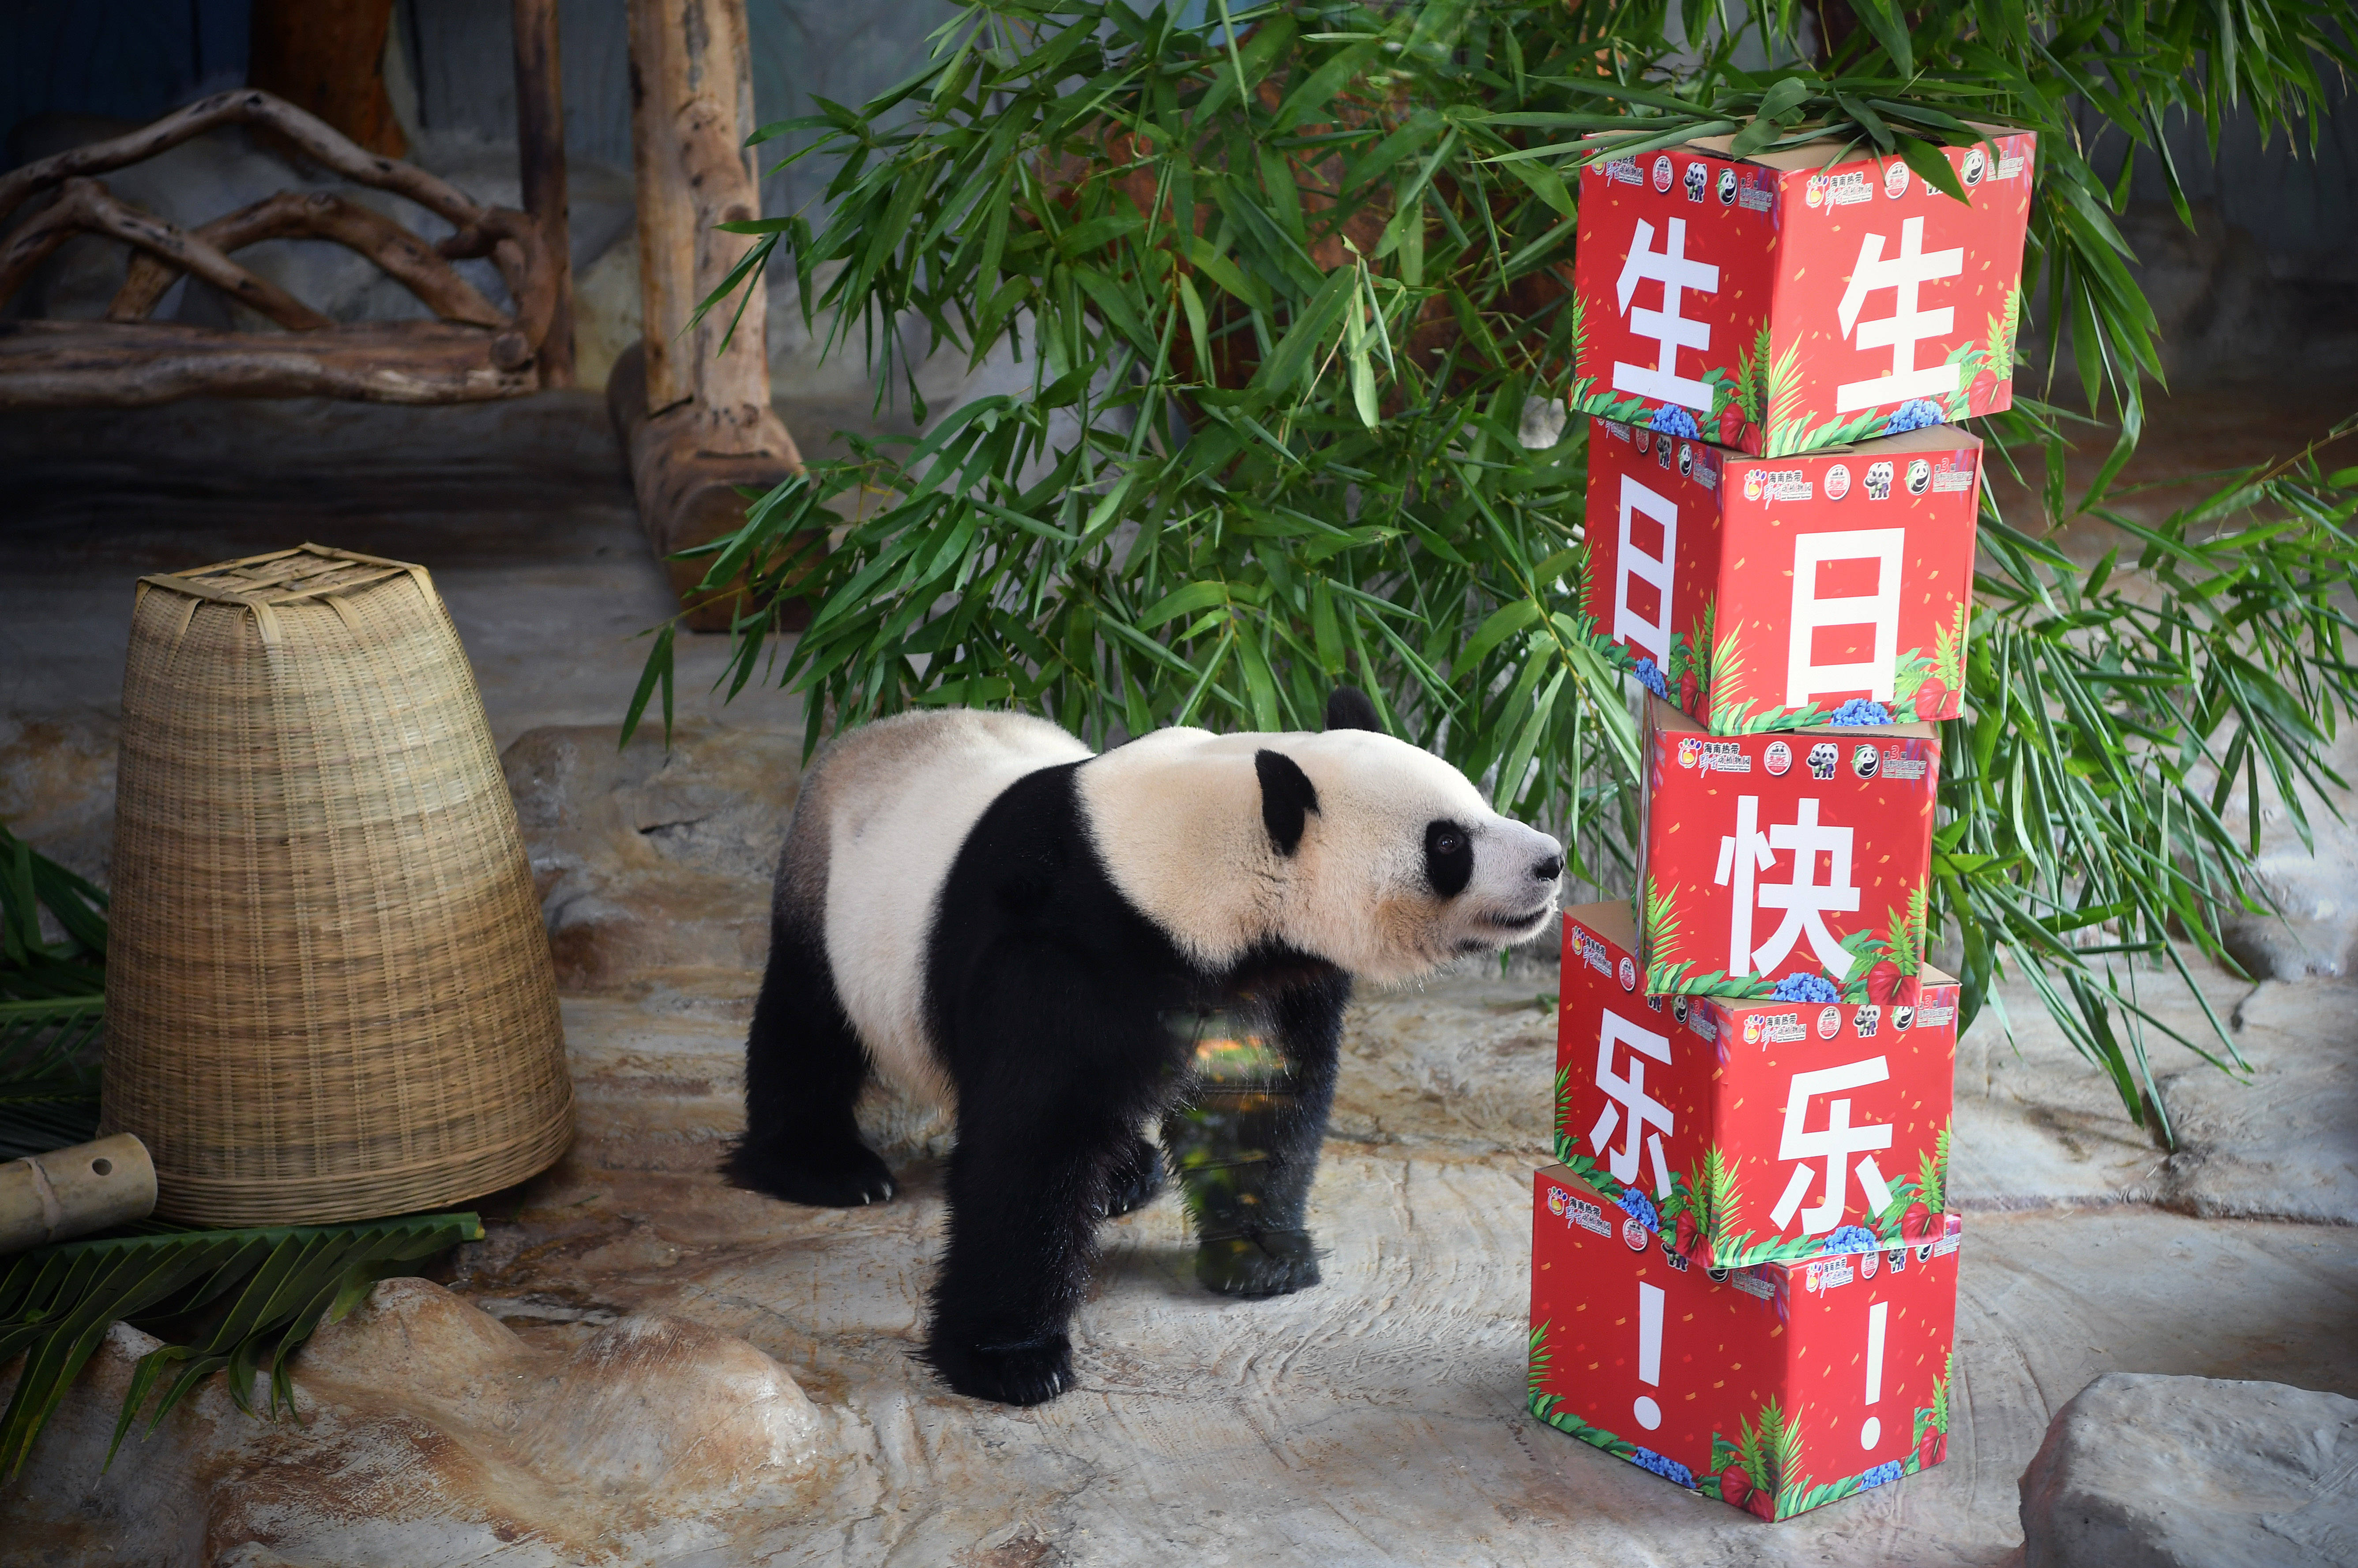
1525;128;2035;1520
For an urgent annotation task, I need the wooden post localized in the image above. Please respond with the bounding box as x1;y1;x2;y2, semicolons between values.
618;0;805;631
248;0;407;160
511;0;573;387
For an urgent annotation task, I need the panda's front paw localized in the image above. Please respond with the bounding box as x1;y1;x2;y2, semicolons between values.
926;1332;1074;1406
1103;1138;1165;1218
1195;1229;1321;1298
723;1138;897;1208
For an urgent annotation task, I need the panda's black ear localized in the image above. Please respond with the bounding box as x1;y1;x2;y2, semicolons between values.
1254;749;1320;856
1324;686;1383;733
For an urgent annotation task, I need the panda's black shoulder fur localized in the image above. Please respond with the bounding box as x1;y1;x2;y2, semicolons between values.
911;759;1349;1404
922;760;1336;1074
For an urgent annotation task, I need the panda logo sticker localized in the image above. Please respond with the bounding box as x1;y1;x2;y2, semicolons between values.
1707;1265;1730;1283
1618;956;1637;992
1864;461;1895;500
1808;741;1839;780
1653;154;1674;192
1655;436;1673;469
1963;146;1987;187
1825;463;1852;501
1672;994;1690;1024
1683;162;1707;202
1914;1242;1934;1263
1892;1005;1916;1033
1852;743;1880;780
1816;1006;1840;1039
1716;168;1737;205
1765;740;1793;776
1854;1004;1882;1038
1883;161;1910;199
1906;458;1933;496
1678;443;1695;477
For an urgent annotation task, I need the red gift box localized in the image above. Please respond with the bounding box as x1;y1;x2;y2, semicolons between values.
1557;899;1958;1268
1636;697;1939;999
1581;416;1980;731
1528;1162;1961;1520
1567;131;2035;456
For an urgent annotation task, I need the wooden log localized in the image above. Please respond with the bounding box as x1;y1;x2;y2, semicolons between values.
620;0;805;626
511;0;574;387
608;341;816;633
0;1134;157;1255
0;179;333;331
624;0;776;426
247;0;407;161
109;190;507;328
0;319;535;407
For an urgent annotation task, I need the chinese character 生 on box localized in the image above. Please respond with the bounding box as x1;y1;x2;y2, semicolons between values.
1583;416;1981;731
1557;900;1957;1269
1635;697;1940;999
1529;1163;1961;1521
1568;131;2035;457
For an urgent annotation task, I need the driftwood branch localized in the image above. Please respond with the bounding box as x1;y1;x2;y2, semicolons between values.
511;0;574;385
0;319;533;406
0;90;488;234
109;190;507;328
0;180;332;331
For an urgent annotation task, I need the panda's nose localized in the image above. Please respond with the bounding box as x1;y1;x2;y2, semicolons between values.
1532;854;1563;883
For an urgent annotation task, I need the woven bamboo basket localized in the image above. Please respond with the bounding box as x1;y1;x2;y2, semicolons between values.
102;544;573;1224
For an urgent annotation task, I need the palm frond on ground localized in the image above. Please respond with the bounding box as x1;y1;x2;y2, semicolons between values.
0;825;483;1477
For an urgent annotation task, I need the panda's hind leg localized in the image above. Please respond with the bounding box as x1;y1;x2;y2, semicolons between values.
725;925;897;1207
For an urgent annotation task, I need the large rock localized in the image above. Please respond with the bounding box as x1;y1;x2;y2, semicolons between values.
5;1277;826;1565
2017;1372;2358;1567
501;720;803;987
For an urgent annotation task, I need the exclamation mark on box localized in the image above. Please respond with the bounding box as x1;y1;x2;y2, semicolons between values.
1859;1299;1888;1448
1634;1281;1664;1430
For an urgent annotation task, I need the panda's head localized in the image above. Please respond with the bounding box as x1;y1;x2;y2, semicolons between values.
1079;689;1565;985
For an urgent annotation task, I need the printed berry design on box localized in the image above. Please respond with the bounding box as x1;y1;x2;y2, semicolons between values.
1528;1163;1961;1520
1559;901;1956;1269
1567;133;2034;457
1635;697;1938;999
1581;417;1979;731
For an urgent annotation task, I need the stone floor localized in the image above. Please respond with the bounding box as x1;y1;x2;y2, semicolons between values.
2;388;2354;1565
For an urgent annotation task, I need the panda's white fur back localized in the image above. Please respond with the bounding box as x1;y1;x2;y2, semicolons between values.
793;709;1089;1103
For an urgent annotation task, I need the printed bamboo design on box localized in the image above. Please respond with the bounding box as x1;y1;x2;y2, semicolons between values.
103;544;572;1224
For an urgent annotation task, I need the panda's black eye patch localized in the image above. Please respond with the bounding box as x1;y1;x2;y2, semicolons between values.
1425;819;1473;898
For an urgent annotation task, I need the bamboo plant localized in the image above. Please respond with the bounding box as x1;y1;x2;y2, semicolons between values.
630;0;2358;1138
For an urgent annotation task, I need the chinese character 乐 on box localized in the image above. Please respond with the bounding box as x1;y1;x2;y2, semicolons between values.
1530;1163;1961;1521
1583;416;1980;731
1636;698;1939;999
1569;131;2035;456
1557;900;1957;1269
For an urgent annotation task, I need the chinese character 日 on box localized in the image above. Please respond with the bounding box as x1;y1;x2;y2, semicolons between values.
1529;1163;1962;1521
1635;697;1940;999
1583;416;1981;731
1568;131;2035;457
1557;899;1957;1269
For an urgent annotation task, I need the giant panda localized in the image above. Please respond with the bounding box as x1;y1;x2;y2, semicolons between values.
731;688;1564;1405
